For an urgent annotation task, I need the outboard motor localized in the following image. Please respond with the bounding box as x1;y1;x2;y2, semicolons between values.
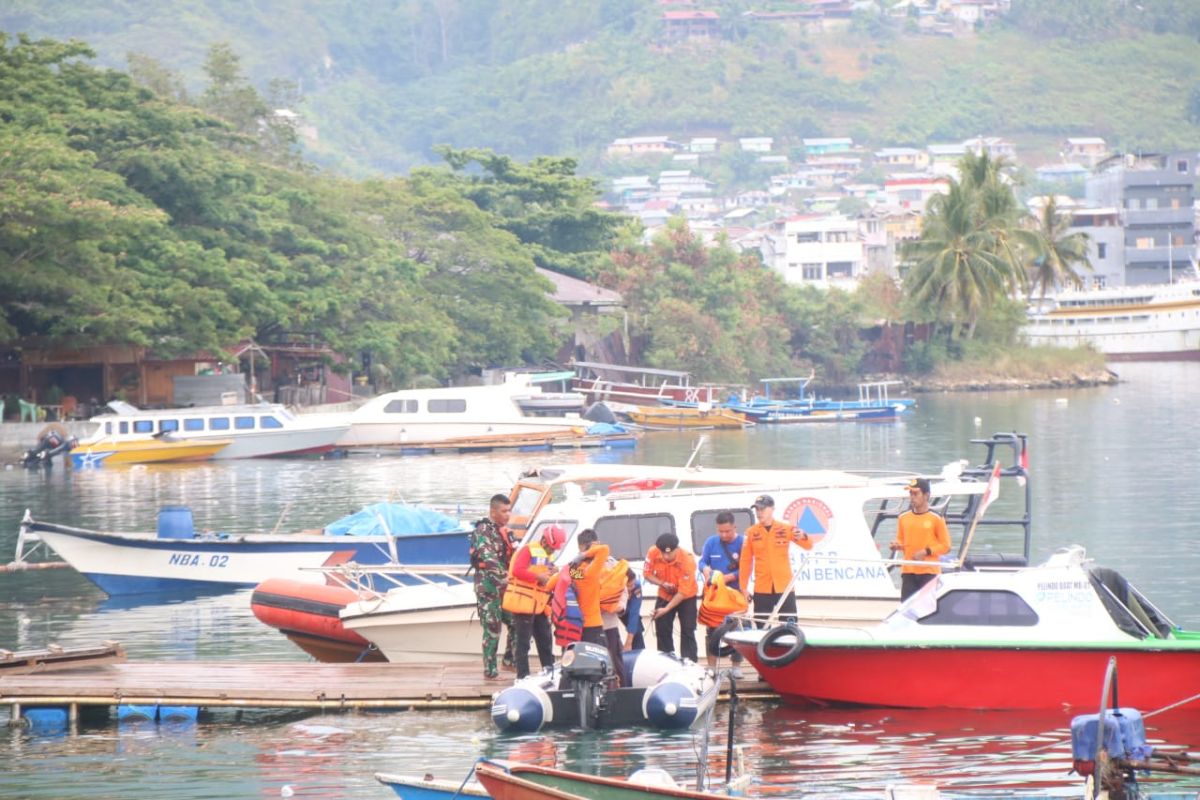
21;425;76;469
559;641;613;730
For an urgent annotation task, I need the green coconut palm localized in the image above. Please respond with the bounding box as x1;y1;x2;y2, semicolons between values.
1027;196;1093;301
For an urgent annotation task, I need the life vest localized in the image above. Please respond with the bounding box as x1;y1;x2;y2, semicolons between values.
598;559;629;613
698;571;749;628
550;567;582;647
502;542;555;615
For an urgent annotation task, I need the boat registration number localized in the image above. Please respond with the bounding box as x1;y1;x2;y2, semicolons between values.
167;553;230;568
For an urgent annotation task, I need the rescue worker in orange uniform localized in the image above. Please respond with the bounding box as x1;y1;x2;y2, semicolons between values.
644;532;699;662
890;477;951;600
739;494;812;622
569;528;611;647
502;524;567;679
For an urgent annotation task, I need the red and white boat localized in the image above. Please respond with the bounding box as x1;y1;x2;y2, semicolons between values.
728;546;1200;711
250;577;384;662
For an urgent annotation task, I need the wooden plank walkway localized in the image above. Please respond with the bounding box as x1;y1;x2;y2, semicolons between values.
1;661;773;712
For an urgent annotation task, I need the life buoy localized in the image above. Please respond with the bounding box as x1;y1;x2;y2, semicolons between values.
755;623;805;668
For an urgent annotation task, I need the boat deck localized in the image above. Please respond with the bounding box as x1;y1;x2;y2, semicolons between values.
1;660;772;715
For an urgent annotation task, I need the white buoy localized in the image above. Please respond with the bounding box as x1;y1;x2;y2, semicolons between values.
1055;398;1069;406
281;786;294;798
973;416;982;426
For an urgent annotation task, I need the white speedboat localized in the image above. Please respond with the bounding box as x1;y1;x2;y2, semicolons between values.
336;432;1032;659
332;372;591;448
84;400;348;459
1022;281;1200;360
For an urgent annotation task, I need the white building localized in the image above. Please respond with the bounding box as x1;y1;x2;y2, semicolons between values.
761;214;866;288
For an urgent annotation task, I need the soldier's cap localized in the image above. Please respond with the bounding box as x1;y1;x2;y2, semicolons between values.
907;477;931;494
751;494;774;509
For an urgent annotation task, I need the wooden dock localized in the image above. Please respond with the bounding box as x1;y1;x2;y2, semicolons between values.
2;660;774;719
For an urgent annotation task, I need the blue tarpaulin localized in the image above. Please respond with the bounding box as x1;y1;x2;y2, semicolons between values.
323;503;468;537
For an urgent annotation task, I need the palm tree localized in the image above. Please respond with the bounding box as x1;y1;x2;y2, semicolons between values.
1027;196;1092;301
902;152;1034;339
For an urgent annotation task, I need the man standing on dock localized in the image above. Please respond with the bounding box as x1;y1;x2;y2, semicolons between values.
471;493;516;680
644;532;699;662
503;524;566;679
739;495;811;623
891;477;951;600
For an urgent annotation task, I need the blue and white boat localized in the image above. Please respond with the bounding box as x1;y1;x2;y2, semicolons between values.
374;771;487;800
14;503;471;596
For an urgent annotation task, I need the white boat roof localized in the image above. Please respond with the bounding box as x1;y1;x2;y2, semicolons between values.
93;401;292;419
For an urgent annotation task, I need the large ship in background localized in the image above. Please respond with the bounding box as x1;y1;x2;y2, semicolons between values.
1023;279;1200;360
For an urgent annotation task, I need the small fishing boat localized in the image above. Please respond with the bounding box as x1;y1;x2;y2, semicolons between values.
473;760;731;800
374;772;487;800
67;435;232;467
624;405;751;430
14;502;471;596
728;546;1200;711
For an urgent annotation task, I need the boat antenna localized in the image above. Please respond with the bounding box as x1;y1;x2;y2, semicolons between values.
674;435;708;489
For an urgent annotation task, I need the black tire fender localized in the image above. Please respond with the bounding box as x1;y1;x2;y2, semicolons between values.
755;623;805;668
707;617;741;658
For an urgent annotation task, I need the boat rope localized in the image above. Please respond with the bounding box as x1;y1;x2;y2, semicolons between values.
1142;689;1200;719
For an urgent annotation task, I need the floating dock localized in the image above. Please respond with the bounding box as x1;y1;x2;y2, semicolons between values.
2;657;772;723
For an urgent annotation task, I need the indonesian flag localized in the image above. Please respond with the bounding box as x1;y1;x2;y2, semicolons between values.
978;462;1002;517
1017;440;1029;487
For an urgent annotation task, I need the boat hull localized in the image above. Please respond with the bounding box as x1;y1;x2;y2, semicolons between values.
337;421;586;448
31;522;468;596
68;439;229;467
734;640;1200;711
625;408;749;429
375;774;487;800
339;584;482;663
474;761;726;800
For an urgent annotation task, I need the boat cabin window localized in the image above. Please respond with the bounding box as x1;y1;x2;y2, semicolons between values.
917;590;1038;626
428;399;467;413
259;416;284;429
689;509;754;553
530;520;578;544
133;420;154;434
118;421;128;434
1088;567;1174;639
234;416;255;430
159;420;179;433
384;399;418;414
594;514;675;561
510;485;546;520
183;419;205;432
209;417;231;431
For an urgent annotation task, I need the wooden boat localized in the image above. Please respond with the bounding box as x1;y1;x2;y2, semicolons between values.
571;361;722;406
728;545;1200;711
625;405;751;429
474;760;729;800
67;435;232;467
374;772;487;800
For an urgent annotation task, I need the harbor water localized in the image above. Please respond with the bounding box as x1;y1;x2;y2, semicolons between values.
1;362;1198;799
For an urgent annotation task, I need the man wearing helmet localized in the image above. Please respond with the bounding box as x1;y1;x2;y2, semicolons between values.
503;524;567;679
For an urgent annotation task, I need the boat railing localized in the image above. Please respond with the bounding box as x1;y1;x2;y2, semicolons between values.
312;562;474;597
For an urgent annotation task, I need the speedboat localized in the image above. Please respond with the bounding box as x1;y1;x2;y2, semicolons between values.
727;546;1200;711
15;502;471;596
68;435;231;467
330;433;1033;660
81;399;349;459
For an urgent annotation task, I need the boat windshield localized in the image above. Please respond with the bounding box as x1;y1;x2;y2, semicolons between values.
1088;567;1176;640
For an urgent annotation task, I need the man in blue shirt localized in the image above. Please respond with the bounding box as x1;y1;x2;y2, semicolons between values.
698;511;745;674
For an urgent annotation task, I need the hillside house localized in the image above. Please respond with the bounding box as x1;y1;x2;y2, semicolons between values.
874;147;929;170
803;137;854;156
883;176;950;210
739;137;774;152
661;10;720;42
1035;163;1090;184
607;136;678;157
963;135;1016;159
1064;137;1108;167
762;214;866;287
689;137;719;153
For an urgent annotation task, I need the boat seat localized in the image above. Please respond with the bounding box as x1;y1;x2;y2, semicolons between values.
961;552;1027;570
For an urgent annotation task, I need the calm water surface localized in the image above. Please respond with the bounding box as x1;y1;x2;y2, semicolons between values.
1;363;1198;799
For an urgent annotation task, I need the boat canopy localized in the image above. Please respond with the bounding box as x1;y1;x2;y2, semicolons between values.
323;503;467;537
1088;566;1177;640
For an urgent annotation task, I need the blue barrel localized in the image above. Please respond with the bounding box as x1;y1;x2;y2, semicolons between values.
157;506;195;540
24;707;69;734
159;706;199;723
117;704;158;722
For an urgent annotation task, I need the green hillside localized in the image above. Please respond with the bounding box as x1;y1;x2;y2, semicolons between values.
3;1;1198;175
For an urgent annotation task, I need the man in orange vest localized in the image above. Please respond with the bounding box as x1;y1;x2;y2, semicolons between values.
890;477;951;600
503;524;567;679
644;532;699;662
739;495;812;623
569;528;610;647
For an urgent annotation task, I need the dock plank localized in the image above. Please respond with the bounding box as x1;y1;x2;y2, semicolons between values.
0;661;771;710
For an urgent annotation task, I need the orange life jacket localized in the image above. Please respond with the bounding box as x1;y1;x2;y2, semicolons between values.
698;571;749;628
598;559;629;613
502;542;555;615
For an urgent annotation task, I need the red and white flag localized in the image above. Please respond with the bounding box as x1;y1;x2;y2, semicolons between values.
978;462;1002;517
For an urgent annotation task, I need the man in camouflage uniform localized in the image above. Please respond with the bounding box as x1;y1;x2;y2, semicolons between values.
471;492;515;679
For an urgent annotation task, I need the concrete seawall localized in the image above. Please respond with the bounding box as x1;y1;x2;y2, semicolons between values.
0;422;97;459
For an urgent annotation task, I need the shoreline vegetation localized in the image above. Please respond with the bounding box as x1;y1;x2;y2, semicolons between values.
902;346;1118;393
